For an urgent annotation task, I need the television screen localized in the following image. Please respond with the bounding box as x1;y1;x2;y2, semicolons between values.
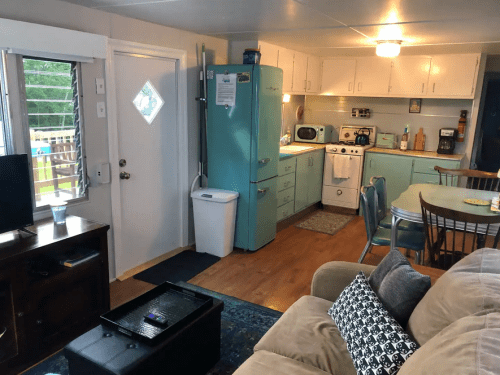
0;154;34;234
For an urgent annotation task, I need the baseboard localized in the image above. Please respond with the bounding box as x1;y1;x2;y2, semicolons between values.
323;204;358;216
277;202;321;232
116;246;194;281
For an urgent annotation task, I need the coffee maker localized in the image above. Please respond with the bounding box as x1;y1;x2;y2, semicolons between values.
437;128;457;154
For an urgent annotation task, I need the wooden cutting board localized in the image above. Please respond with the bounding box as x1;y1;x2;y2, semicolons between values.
414;128;425;151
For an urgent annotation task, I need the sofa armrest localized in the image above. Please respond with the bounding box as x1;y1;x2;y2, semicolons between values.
311;261;376;302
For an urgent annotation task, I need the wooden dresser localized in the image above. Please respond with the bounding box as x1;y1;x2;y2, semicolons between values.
0;215;110;375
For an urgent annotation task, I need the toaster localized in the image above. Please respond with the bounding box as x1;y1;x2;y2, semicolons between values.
376;133;397;149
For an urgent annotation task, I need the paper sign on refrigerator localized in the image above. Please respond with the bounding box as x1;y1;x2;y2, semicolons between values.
215;74;237;106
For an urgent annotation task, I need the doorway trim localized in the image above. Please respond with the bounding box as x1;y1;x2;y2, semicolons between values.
105;39;189;277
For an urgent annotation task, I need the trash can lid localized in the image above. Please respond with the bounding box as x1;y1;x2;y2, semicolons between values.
191;188;239;203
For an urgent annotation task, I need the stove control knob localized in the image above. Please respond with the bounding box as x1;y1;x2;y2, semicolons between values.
350;149;353;153
341;148;346;153
355;150;358;153
332;148;337;152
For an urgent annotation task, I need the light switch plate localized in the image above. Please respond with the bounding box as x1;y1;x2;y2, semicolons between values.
95;78;105;94
97;102;106;118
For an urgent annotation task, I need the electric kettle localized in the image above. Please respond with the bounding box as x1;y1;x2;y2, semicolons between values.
354;128;371;145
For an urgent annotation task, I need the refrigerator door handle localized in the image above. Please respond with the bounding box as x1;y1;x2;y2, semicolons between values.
257;188;269;196
258;158;271;165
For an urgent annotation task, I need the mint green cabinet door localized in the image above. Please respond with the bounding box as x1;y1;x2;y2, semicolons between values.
362;153;413;205
294;153;309;213
309;150;325;204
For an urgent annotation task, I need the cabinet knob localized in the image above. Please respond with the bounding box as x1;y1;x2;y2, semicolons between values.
337;189;342;195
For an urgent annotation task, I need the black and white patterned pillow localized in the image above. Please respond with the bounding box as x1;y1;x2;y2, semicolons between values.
328;272;418;375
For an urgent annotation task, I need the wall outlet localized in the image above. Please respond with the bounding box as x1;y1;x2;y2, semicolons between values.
96;163;110;184
95;78;105;94
97;102;106;118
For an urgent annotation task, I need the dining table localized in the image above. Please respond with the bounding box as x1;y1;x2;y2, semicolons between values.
390;183;500;248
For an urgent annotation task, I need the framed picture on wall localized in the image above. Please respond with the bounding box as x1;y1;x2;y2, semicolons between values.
409;99;421;113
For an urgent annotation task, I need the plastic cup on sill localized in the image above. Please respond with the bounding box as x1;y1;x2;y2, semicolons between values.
50;200;68;225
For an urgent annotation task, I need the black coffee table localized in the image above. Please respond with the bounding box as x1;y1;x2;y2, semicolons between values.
64;283;224;375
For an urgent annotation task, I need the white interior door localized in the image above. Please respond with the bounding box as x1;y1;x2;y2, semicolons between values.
113;51;180;276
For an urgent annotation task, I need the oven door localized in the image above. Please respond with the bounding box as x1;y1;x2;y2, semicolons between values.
296;126;319;143
323;153;361;189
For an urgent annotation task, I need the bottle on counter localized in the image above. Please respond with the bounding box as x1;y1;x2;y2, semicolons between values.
400;125;409;151
457;110;467;143
286;130;292;145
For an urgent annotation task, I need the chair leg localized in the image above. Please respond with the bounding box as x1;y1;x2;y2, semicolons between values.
415;251;422;265
358;242;373;264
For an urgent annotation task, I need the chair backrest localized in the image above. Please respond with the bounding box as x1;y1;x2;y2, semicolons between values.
50;142;76;163
370;176;387;224
419;192;500;269
360;185;378;241
434;166;500;191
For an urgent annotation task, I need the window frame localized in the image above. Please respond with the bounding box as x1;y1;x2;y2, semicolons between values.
6;54;89;212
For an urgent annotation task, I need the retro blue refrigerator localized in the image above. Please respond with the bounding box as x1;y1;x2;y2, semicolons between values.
206;64;283;251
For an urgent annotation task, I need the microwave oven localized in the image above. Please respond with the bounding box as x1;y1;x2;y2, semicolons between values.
295;124;333;144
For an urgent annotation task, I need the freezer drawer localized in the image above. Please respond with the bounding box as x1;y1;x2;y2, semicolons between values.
277;187;295;207
248;178;277;251
277;201;294;221
278;173;295;192
322;185;360;209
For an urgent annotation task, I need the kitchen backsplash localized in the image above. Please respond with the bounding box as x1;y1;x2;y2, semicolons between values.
302;96;473;154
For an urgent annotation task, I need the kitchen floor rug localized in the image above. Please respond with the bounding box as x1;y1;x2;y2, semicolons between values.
295;211;355;236
24;283;282;375
133;250;220;285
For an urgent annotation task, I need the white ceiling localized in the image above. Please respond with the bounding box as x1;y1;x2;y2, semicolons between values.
61;0;500;56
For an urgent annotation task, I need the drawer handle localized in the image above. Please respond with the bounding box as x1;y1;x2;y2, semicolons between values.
0;327;6;339
337;189;342;195
259;158;271;165
285;166;292;171
258;188;268;195
284;181;290;187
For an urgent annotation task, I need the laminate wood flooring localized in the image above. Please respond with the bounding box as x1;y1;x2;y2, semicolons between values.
110;211;445;312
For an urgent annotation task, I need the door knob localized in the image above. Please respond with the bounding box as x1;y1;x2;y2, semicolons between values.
119;159;127;167
120;172;131;180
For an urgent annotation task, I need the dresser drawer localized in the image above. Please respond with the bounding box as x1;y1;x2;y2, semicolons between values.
277;201;295;221
278;173;295;192
413;158;460;175
277;187;295;207
278;158;296;176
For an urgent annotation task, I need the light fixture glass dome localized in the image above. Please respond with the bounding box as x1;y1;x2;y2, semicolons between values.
376;40;402;58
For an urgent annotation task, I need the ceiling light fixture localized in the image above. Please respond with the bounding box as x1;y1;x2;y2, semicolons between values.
376;40;402;58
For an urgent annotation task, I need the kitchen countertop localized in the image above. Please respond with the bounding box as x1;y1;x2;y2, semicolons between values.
279;142;326;160
367;147;464;161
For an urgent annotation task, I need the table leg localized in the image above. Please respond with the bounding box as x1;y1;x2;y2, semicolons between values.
391;215;402;250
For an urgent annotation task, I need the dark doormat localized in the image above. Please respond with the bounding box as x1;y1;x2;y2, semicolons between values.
25;283;282;375
133;250;220;285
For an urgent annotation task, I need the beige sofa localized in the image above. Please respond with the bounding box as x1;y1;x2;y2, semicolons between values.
233;248;500;375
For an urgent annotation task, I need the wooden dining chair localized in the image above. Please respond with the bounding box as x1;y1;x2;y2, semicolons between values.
50;142;77;198
358;185;425;264
419;192;500;270
434;166;500;191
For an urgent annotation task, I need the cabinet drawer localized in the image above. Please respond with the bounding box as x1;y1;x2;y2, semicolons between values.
277;187;295;207
278;158;296;176
322;185;359;209
412;172;458;186
413;158;460;175
277;201;295;221
278;173;295;191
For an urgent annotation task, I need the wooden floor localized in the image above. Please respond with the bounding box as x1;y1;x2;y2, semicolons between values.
110;210;445;312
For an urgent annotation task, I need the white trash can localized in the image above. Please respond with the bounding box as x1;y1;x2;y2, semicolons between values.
191;188;239;257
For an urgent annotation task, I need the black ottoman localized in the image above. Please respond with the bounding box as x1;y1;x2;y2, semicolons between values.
64;298;223;375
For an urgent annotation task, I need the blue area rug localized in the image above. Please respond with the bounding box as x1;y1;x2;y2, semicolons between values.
25;282;282;375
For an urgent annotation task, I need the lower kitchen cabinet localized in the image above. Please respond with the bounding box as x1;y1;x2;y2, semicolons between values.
295;150;325;213
277;157;297;221
362;152;461;206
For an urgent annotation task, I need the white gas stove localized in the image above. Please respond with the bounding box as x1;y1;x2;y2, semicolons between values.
322;125;377;210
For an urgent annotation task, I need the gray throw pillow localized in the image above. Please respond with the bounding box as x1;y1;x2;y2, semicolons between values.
369;250;431;327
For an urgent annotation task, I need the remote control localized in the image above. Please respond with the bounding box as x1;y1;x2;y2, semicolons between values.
144;312;168;326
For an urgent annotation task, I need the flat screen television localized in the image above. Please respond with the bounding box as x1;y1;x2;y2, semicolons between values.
0;154;34;234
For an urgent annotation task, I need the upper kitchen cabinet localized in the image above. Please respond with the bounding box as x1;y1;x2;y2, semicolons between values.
258;42;279;67
354;57;392;96
291;51;308;93
320;59;356;95
428;54;480;98
306;56;321;94
389;56;431;97
278;47;294;93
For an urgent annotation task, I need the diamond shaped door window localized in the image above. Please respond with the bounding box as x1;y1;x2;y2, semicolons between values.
133;81;164;124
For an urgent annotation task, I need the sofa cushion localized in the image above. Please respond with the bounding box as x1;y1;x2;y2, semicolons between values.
407;248;500;346
233;350;331;375
329;272;417;375
368;250;431;327
399;310;500;375
254;295;356;375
